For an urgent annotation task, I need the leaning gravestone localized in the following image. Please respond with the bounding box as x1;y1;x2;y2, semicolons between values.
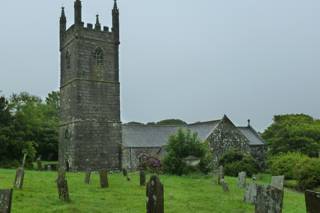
140;170;146;186
56;171;70;202
305;190;320;213
221;179;229;192
84;171;91;184
255;185;283;213
99;170;109;188
14;167;25;189
271;176;284;190
0;189;13;213
146;175;164;213
244;183;257;204
238;171;247;188
217;165;224;185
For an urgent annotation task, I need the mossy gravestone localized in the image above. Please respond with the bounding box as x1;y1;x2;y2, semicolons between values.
255;185;283;213
99;170;109;188
217;165;224;185
140;170;146;186
146;175;164;213
84;171;91;184
56;171;70;202
244;183;257;204
238;171;247;188
0;189;13;213
305;190;320;213
14;167;25;189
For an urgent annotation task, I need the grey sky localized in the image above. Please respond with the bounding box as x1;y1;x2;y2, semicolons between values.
0;0;319;131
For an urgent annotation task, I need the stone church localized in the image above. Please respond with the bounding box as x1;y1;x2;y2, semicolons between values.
58;1;266;171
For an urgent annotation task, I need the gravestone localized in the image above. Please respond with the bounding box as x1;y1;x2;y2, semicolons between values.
36;159;42;171
146;175;164;213
122;168;128;177
221;179;229;192
217;165;224;185
305;190;320;213
99;170;109;188
140;170;146;186
244;183;257;204
56;171;70;202
255;185;283;213
47;165;52;171
0;189;13;213
238;171;247;188
271;176;284;190
14;167;25;189
84;171;91;184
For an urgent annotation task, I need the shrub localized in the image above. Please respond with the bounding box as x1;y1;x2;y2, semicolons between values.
296;158;320;190
219;150;259;177
268;152;309;179
163;128;211;175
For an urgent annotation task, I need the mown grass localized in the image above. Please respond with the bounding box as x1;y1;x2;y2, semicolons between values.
0;169;305;213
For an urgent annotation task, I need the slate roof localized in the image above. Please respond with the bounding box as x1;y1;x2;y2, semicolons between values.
122;119;265;148
238;126;265;146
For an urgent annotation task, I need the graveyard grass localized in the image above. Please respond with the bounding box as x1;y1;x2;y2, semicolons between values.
0;169;305;213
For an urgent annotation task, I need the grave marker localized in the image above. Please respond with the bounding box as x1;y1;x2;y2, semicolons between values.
56;171;70;202
221;179;229;192
217;165;224;185
13;167;25;189
238;171;247;188
140;170;146;186
305;190;320;213
99;170;109;188
84;171;91;184
271;176;284;190
146;175;164;213
0;189;13;213
244;183;257;204
255;185;283;213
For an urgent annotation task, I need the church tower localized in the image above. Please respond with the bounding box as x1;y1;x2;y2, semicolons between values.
59;0;121;171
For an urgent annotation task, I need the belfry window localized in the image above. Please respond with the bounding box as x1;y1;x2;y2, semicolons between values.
95;48;104;66
66;51;71;69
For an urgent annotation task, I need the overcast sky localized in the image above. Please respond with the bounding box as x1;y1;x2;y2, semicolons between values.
0;0;320;131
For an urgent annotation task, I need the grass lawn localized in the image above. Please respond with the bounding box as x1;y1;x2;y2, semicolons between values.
0;169;305;213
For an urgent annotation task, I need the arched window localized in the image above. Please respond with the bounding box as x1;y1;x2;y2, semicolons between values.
66;51;71;69
95;48;104;66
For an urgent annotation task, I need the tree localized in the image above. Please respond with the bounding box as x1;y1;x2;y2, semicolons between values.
163;128;211;175
262;114;320;157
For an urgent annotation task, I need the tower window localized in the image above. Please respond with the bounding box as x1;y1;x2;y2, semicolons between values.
66;51;71;69
95;48;104;66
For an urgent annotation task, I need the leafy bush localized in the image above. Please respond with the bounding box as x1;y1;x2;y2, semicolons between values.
268;152;309;179
163;128;212;175
219;150;259;177
296;158;320;190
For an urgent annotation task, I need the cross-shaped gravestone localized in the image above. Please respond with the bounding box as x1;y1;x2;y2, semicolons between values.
84;171;91;184
99;170;109;188
14;167;25;189
255;185;283;213
238;171;247;188
0;189;13;213
271;176;284;190
305;190;320;213
56;170;70;202
146;175;164;213
140;170;146;186
244;183;257;204
218;165;224;185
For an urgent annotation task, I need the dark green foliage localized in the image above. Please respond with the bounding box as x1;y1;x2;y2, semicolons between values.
156;119;187;125
262;114;320;157
219;150;259;177
163;128;212;175
296;158;320;190
0;91;60;167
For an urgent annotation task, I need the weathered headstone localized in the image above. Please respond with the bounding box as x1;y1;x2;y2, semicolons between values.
0;189;13;213
217;165;224;185
271;176;284;190
221;179;229;192
255;185;283;213
146;175;164;213
122;168;128;177
244;183;257;204
47;165;52;171
238;171;247;188
140;170;146;186
56;171;70;202
14;167;25;189
99;170;109;188
84;171;91;184
305;190;320;213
